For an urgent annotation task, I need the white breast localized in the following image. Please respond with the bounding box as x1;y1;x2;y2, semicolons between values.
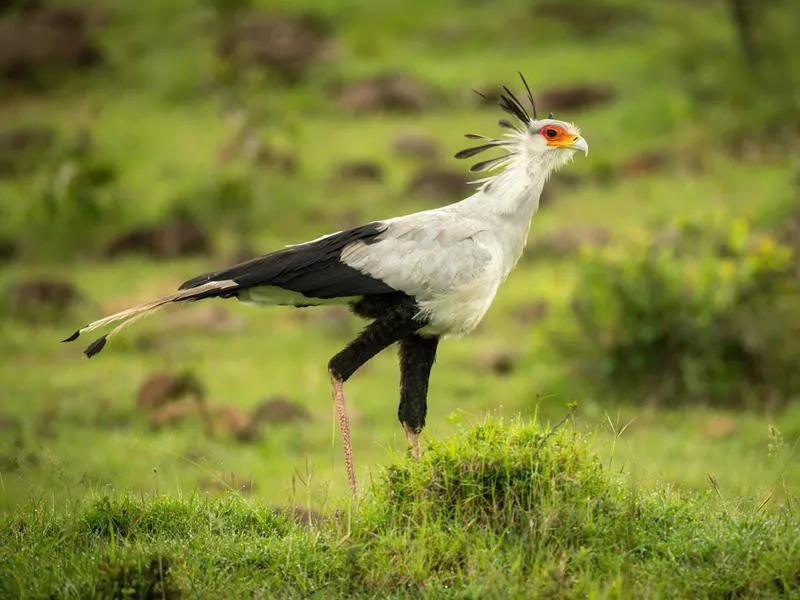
416;274;501;337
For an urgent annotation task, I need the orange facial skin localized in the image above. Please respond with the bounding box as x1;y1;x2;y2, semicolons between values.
539;124;582;149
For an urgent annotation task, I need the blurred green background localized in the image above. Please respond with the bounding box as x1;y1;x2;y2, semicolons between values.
0;0;799;512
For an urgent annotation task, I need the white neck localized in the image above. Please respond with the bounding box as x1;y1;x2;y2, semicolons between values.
462;147;563;232
455;148;563;277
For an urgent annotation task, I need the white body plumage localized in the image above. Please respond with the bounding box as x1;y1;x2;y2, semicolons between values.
66;108;587;354
62;78;588;496
330;118;584;336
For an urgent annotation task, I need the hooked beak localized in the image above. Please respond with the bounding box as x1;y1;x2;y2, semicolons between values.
549;135;589;156
569;135;589;156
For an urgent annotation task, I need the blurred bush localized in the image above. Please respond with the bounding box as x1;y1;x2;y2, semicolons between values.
532;0;650;39
553;217;800;407
171;171;256;241
673;0;800;149
17;131;124;259
0;1;103;89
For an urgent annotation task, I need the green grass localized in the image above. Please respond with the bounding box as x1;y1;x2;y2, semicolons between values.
3;420;799;599
2;0;800;595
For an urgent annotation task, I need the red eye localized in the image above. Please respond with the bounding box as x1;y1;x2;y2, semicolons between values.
545;128;558;138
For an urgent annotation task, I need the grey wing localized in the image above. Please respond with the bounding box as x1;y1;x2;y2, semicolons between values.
339;214;496;298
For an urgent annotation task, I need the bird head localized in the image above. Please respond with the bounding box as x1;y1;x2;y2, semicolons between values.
456;73;588;183
525;117;588;172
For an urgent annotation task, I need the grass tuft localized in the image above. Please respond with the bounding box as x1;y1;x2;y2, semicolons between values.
3;419;800;598
81;495;290;542
93;553;180;600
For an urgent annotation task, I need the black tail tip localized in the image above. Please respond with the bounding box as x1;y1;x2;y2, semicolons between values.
84;335;108;358
62;330;80;343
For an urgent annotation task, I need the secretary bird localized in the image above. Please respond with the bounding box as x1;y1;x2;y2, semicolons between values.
63;73;588;493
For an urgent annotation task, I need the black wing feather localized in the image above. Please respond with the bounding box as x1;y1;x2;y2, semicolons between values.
179;222;396;300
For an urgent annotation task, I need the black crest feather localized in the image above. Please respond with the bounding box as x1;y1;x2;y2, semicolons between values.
518;71;538;121
454;142;506;160
498;86;530;126
472;89;489;101
470;155;512;173
456;73;541;175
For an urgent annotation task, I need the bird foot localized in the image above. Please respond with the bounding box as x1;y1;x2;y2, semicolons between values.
402;422;421;460
329;370;357;494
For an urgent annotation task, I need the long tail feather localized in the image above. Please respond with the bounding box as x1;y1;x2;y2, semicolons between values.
63;280;238;358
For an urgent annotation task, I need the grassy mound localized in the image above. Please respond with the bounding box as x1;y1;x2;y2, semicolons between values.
368;418;606;533
2;419;799;598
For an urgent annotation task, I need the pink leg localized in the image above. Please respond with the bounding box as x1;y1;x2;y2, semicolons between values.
329;370;357;494
402;422;421;460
